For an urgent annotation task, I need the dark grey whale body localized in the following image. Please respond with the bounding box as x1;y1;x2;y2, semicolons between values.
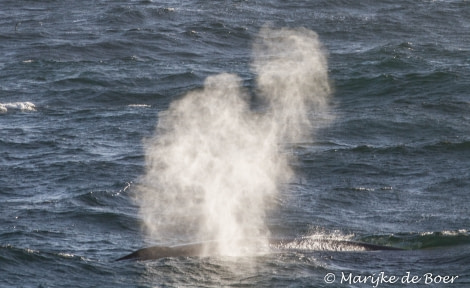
117;242;210;261
117;238;402;261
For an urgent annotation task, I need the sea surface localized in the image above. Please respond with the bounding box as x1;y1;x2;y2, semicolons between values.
1;1;470;287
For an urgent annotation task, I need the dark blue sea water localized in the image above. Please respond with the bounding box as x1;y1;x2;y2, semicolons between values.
1;1;469;287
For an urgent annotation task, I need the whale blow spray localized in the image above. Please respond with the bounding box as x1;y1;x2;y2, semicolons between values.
137;27;332;256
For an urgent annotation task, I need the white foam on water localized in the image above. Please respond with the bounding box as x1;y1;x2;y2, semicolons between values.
128;104;151;108
0;102;36;113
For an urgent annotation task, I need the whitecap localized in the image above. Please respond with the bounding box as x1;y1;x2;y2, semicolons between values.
0;102;36;113
58;252;75;258
128;104;151;108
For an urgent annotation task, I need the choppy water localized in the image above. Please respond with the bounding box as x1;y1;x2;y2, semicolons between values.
1;1;469;287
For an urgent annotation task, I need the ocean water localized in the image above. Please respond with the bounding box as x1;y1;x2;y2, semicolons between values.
1;1;469;287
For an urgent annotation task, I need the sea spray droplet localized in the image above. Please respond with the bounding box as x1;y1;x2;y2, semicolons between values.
137;27;332;257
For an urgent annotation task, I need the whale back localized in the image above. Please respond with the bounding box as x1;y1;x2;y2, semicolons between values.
116;239;402;261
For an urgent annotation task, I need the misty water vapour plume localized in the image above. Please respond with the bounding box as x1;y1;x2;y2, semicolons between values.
137;27;332;256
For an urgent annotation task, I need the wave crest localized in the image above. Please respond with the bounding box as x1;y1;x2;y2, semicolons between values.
0;102;36;113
